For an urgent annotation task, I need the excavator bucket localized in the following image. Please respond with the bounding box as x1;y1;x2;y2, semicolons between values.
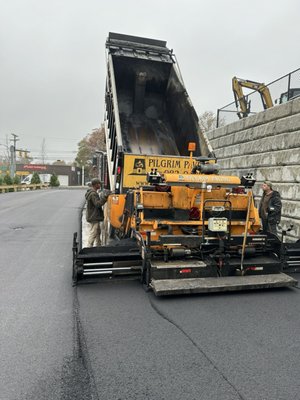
151;274;297;296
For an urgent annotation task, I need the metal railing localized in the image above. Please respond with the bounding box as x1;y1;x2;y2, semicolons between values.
217;68;300;127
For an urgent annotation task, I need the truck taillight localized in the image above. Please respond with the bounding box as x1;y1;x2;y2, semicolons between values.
180;269;192;274
246;266;263;271
117;166;121;174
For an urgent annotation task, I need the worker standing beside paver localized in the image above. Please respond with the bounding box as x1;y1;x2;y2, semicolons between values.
259;180;282;236
85;178;110;247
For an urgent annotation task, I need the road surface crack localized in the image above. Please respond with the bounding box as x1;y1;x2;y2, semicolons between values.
60;288;100;400
149;297;246;400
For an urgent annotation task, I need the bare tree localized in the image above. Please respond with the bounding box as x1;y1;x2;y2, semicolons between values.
198;111;225;132
0;135;11;165
75;125;105;167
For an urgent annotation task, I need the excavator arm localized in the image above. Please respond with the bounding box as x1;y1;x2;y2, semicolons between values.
232;77;274;119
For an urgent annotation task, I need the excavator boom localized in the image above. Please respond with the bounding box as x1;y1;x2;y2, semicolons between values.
232;77;274;118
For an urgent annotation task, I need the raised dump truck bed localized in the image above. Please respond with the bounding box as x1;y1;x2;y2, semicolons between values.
105;32;213;192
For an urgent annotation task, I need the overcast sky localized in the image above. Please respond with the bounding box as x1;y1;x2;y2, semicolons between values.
1;0;299;162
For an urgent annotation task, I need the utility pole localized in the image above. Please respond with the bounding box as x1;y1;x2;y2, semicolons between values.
10;133;19;177
9;145;14;177
40;138;46;164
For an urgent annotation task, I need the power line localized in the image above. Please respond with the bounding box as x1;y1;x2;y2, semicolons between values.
31;159;77;161
0;135;83;142
29;150;77;153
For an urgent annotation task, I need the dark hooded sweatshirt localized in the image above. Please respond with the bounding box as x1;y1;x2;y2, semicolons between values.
85;189;109;223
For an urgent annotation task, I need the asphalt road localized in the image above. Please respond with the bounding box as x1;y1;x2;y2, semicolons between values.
1;189;300;400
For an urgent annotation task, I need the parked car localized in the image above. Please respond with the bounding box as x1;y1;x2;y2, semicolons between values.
21;174;51;185
21;174;33;184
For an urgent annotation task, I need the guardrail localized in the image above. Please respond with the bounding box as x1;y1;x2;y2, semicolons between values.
0;184;48;193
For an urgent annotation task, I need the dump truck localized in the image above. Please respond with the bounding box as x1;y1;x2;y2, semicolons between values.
72;33;299;295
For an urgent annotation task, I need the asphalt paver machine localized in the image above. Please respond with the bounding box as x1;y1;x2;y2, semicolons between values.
72;33;299;295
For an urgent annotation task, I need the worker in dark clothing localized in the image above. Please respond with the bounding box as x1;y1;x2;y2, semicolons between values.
85;178;110;247
259;180;282;236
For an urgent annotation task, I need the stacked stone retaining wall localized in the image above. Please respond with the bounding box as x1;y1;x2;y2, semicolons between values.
207;98;300;239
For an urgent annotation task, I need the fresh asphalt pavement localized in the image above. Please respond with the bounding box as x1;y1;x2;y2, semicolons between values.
1;189;300;400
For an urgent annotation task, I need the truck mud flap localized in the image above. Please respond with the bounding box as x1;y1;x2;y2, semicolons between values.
150;273;297;296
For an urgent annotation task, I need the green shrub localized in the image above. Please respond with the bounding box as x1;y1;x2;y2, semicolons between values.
0;176;3;185
13;175;21;185
3;175;13;192
31;172;41;184
3;175;13;185
50;174;60;187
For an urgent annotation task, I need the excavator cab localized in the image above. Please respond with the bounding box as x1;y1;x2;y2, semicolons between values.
278;88;300;104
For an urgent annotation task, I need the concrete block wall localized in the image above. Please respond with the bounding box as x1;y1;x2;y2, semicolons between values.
207;98;300;239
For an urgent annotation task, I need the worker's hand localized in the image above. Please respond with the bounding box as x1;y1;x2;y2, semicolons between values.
103;189;112;197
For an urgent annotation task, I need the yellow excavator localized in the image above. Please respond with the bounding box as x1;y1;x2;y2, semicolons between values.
232;77;274;119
